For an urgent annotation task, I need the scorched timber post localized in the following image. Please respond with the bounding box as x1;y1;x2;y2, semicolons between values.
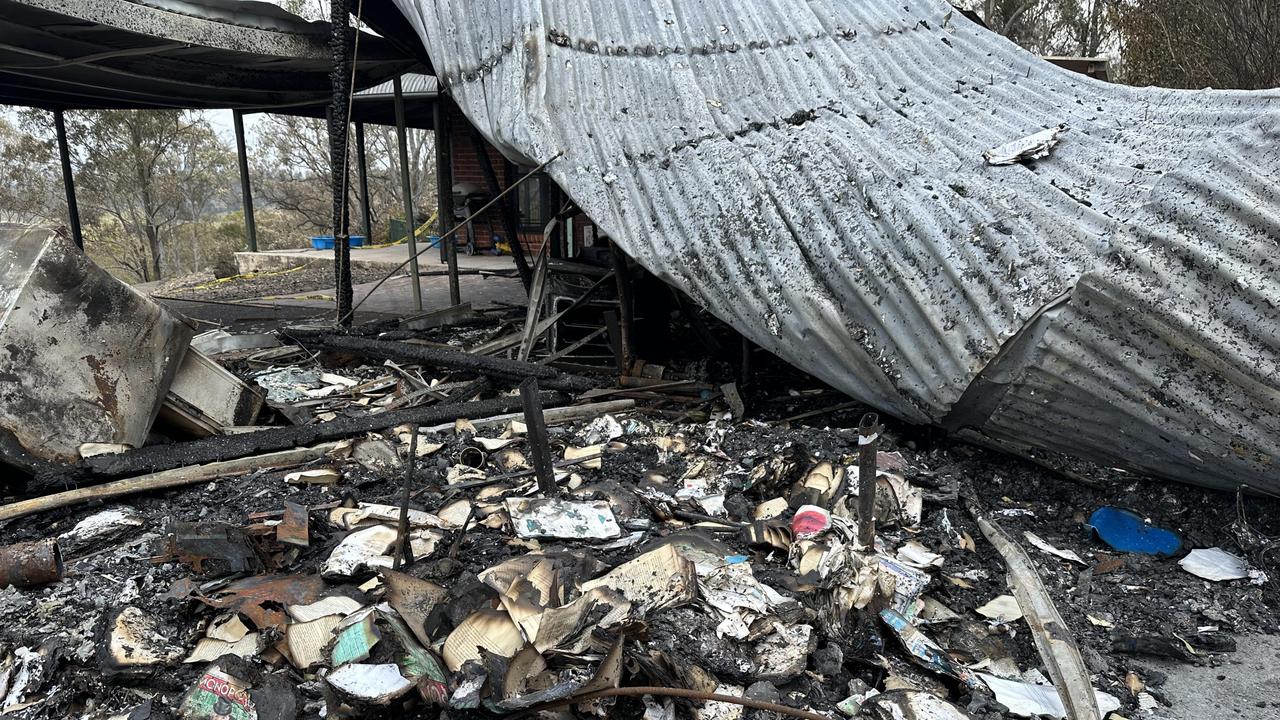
857;412;883;548
327;0;354;326
52;109;83;250
232;109;258;253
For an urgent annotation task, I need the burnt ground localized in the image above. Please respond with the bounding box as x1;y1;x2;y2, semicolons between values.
0;314;1277;720
149;262;394;303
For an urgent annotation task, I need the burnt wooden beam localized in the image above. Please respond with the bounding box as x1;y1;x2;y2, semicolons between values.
287;330;598;392
84;392;552;479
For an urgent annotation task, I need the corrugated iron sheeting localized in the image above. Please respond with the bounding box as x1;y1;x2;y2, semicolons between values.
392;0;1280;491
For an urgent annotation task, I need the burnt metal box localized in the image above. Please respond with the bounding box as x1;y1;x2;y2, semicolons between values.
0;224;193;462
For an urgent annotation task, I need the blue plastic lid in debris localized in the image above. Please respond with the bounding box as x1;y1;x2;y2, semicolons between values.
1088;506;1182;557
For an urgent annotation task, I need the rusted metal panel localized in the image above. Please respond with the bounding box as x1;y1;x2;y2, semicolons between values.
391;0;1280;491
277;501;311;548
0;224;193;462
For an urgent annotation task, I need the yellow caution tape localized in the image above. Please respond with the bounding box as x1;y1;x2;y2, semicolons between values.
357;210;440;249
192;263;308;289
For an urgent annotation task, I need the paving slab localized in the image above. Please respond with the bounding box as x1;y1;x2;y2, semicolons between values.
1139;634;1280;720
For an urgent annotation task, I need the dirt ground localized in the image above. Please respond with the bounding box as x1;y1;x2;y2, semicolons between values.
149;262;395;303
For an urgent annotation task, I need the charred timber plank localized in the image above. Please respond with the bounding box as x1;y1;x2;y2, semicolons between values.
84;393;556;479
0;444;342;524
291;332;597;392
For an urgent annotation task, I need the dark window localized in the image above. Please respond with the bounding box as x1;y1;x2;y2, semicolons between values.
516;170;550;231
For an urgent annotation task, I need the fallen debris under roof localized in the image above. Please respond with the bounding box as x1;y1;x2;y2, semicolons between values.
0;288;1274;719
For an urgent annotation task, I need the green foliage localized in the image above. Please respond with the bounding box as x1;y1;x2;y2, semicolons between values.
955;0;1274;90
1;108;238;283
1114;0;1279;89
251;113;437;245
0;114;62;224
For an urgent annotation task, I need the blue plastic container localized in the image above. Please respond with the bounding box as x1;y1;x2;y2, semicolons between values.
310;235;366;249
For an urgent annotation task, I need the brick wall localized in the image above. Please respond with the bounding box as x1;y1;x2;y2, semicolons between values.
446;104;547;256
446;104;602;258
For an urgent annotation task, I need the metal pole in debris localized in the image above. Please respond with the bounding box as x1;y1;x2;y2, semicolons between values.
232;110;258;253
608;242;635;371
519;377;557;495
392;425;418;568
355;121;373;241
434;95;461;304
857;412;883;548
393;77;423;311
52;110;82;250
0;538;63;589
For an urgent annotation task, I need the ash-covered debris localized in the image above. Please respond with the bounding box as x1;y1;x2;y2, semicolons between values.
0;238;1276;720
0;314;1276;720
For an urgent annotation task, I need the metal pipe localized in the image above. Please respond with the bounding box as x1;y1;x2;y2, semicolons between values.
232;110;257;253
355;121;373;241
434;96;461;304
52;109;82;249
857;412;883;548
0;538;63;589
457;446;487;469
393;76;423;311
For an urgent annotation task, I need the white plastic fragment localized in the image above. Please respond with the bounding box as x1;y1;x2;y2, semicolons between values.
505;498;621;539
975;595;1024;624
321;525;398;578
1023;531;1087;565
1178;547;1250;582
978;672;1121;719
285;468;341;485
56;507;144;553
325;663;414;703
895;540;944;569
78;443;132;458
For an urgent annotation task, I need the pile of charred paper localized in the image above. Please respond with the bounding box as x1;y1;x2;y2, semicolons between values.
1;230;1277;720
3;373;1276;720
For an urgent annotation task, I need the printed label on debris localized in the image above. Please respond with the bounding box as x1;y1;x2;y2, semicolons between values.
180;668;258;720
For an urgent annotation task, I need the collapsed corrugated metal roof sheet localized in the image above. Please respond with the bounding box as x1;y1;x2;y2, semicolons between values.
391;0;1280;492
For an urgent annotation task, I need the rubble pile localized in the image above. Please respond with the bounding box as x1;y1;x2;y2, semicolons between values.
0;320;1277;720
1;228;1277;720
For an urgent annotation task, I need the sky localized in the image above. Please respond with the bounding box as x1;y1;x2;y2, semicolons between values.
206;110;262;146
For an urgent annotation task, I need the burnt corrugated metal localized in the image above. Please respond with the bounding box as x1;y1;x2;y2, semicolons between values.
0;0;415;111
356;72;439;97
392;0;1280;491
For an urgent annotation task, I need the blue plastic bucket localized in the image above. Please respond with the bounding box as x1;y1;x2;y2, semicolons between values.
310;235;366;249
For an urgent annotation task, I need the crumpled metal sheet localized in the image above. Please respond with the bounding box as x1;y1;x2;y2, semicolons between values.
0;224;193;463
391;0;1280;491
